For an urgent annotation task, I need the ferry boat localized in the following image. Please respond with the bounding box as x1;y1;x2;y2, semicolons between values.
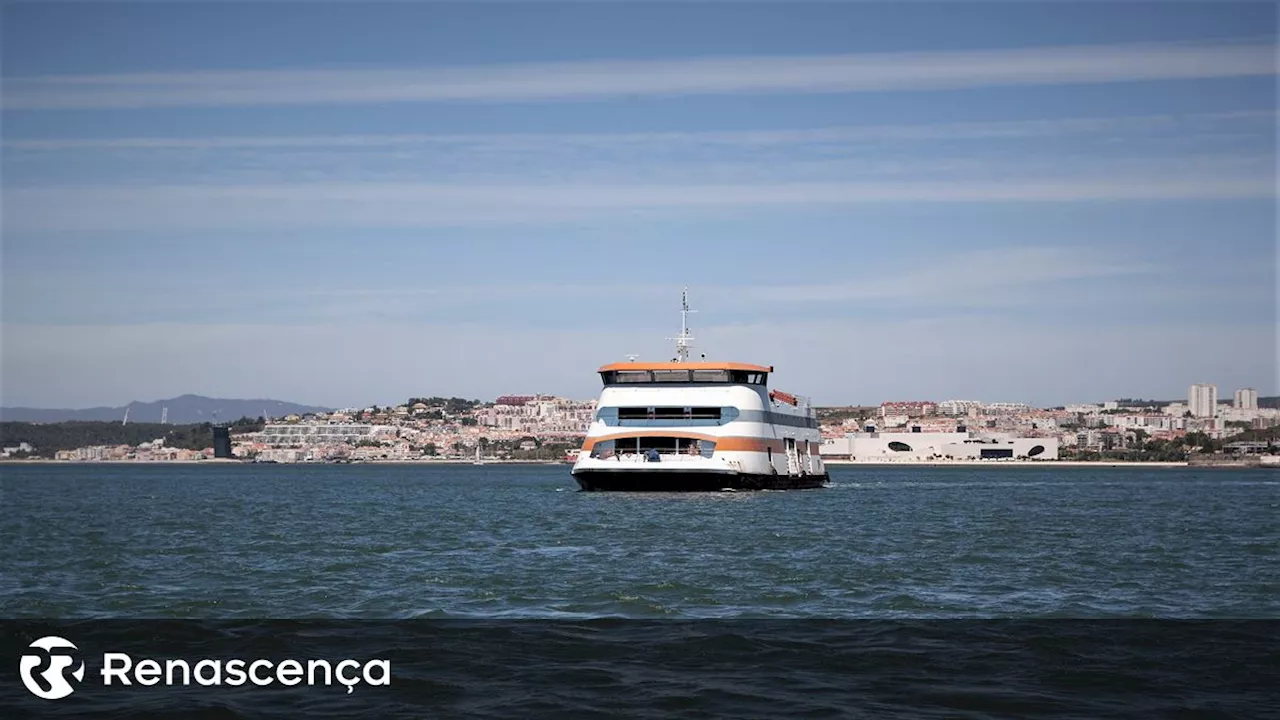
571;290;828;492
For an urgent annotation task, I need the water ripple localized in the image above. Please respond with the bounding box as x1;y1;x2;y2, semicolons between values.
0;464;1276;618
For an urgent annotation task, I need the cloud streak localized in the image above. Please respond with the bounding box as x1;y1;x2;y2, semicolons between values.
4;318;1274;408
4;39;1274;109
7;175;1274;233
16;246;1262;329
5;110;1275;151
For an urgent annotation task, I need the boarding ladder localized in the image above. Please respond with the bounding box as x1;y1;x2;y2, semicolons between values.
784;438;802;476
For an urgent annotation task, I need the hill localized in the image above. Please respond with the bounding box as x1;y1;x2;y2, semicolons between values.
0;394;330;425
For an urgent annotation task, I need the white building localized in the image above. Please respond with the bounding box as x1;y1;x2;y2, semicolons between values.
820;430;1058;462
937;400;983;416
1188;384;1218;418
1105;414;1186;432
257;423;397;446
1234;388;1259;411
1064;404;1101;414
983;402;1033;415
1;442;34;457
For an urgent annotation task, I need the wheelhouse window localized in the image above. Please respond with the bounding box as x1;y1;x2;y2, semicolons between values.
600;370;768;386
652;370;691;383
610;370;654;384
690;370;729;382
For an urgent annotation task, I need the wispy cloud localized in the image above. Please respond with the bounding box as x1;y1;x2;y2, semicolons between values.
6;109;1271;190
5;318;1274;408
722;247;1157;306
6;174;1274;233
6;110;1275;151
289;248;1168;322
4;39;1274;110
11;247;1267;329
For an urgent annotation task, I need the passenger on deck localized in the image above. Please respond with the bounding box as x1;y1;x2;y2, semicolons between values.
644;448;661;462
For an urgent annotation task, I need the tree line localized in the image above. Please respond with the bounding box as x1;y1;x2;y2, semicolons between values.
1062;428;1278;462
0;417;266;457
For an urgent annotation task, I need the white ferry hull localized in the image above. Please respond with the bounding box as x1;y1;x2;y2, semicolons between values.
572;467;827;492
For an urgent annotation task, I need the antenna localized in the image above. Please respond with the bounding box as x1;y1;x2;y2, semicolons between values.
665;286;696;363
122;406;130;426
160;407;168;425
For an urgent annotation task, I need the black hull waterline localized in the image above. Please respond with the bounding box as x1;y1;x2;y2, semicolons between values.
572;470;828;492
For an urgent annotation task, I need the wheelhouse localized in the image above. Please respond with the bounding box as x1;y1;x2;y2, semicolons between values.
598;362;771;387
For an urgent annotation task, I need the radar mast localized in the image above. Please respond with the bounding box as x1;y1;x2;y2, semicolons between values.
667;287;696;363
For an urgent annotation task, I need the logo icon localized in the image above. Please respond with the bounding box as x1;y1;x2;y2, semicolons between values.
19;636;85;700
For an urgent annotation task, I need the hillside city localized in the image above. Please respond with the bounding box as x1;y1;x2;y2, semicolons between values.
6;383;1275;464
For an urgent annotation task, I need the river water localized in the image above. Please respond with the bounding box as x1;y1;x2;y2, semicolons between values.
3;463;1275;618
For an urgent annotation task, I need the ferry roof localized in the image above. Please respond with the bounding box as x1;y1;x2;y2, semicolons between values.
598;361;773;373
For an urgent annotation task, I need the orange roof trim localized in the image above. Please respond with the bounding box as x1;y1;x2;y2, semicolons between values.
598;361;773;373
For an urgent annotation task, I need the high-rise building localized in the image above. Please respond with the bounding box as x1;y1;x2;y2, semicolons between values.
1234;388;1259;411
1188;384;1218;418
213;426;233;458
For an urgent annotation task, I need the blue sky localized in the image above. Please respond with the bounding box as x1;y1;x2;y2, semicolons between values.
2;2;1276;408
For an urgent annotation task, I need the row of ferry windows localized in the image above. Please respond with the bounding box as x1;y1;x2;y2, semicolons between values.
597;407;737;425
600;370;768;385
595;406;817;429
591;437;717;458
619;407;724;420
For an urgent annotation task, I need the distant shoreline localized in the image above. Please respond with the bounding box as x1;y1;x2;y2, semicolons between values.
0;458;569;466
5;458;1276;469
823;460;1190;468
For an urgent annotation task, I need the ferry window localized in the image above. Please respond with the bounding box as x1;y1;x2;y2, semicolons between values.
602;369;767;385
652;370;692;383
606;371;652;384
691;370;730;382
606;406;731;425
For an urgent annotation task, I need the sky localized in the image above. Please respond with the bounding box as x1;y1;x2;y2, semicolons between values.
1;1;1276;409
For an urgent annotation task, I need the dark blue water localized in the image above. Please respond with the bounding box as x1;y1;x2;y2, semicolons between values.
2;464;1275;618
